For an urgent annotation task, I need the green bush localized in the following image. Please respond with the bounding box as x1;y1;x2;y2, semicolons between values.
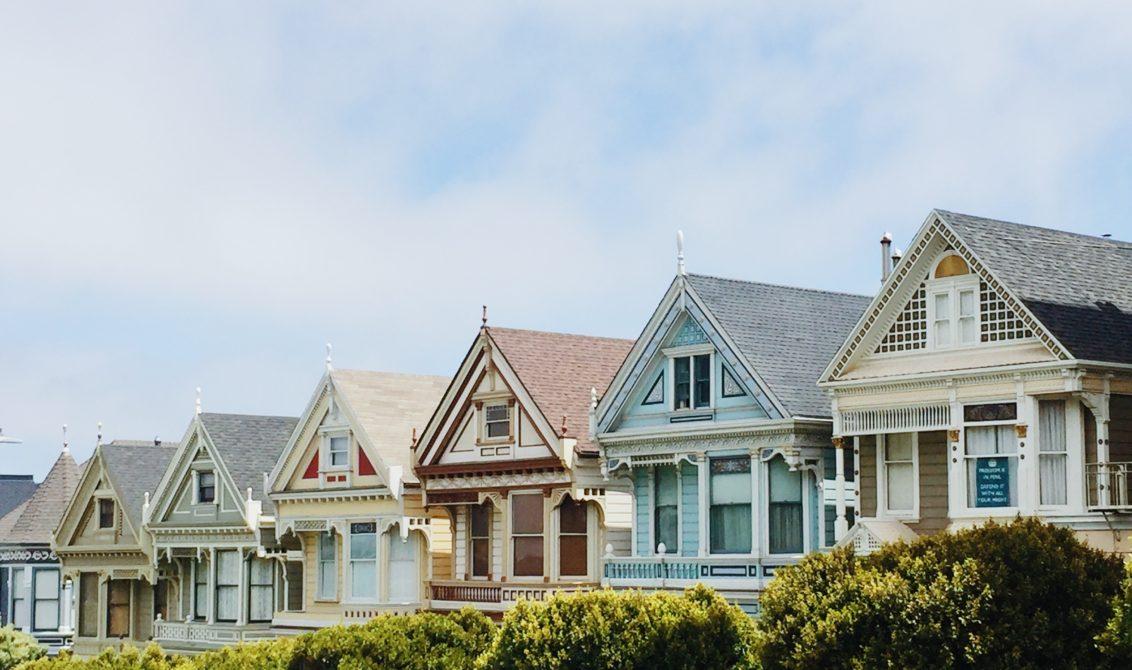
757;518;1124;670
1097;560;1132;664
0;626;45;670
17;644;188;670
478;585;759;670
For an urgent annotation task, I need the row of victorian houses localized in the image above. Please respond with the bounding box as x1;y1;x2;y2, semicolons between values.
2;209;1129;656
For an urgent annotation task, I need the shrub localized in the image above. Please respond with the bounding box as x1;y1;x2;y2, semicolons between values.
1097;561;1132;664
757;518;1124;670
196;637;295;670
478;585;759;670
0;626;44;670
17;644;189;670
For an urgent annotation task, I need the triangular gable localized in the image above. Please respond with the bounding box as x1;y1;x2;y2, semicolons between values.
821;210;1069;383
148;417;246;526
416;329;563;469
54;451;142;549
596;277;783;434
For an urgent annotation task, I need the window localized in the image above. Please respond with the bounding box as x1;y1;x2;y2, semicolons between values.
193;558;209;619
511;494;544;577
32;569;59;631
964;403;1018;508
78;573;98;637
1039;400;1068;506
197;472;216;504
470;504;492;578
317;532;337;600
485;404;510;439
559;498;588;577
248;558;274;622
673;354;711;410
653;466;678;554
709;457;752;554
98;499;115;529
349;523;377;600
11;568;26;629
928;257;979;350
768;458;803;554
642;373;664;405
106;579;130;637
882;434;916;515
215;550;240;622
328;435;349;468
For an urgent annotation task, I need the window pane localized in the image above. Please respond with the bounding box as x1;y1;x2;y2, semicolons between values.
559;536;588;577
959;289;975;317
351;532;376;560
216;551;240;585
472;539;490;577
934;292;950;316
34;569;59;599
330;436;349;465
99;499;115;528
886;433;914;461
655;505;678;553
886;462;914;511
512;537;543;576
711;458;752;504
1040;454;1068;506
512;495;543;534
655;466;678;506
1039;400;1067;453
966;456;1017;507
319;532;335;561
559;499;587;534
710;503;752;554
959;317;977;344
79;573;98;637
693;354;711;408
768;459;802;504
934;320;951;347
674;357;690;409
107;580;130;635
768;458;803;554
350;561;376;599
471;504;491;537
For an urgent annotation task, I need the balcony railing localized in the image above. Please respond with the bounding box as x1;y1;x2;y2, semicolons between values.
152;620;276;648
1087;462;1132;510
428;580;596;610
603;555;785;591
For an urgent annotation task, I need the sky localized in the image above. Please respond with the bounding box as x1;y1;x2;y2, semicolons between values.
3;3;1132;479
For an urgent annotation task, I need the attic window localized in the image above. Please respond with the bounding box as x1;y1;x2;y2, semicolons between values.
674;354;711;410
198;472;216;504
485;404;511;439
328;435;349;468
642;373;664;406
98;499;115;529
934;254;970;278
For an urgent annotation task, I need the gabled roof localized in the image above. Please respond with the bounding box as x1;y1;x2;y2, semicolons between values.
199;413;298;514
99;440;177;536
936;210;1132;364
1;449;80;546
686;274;872;418
487;327;634;455
0;475;37;521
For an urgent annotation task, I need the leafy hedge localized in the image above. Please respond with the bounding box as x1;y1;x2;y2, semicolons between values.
0;626;45;670
757;518;1125;670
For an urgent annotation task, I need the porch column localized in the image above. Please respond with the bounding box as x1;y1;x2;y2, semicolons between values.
1096;393;1112;507
833;437;848;541
97;573;109;640
749;451;759;556
853;436;861;513
696;453;709;557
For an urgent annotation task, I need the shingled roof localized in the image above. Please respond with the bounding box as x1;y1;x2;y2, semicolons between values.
487;327;634;455
99;440;177;536
0;449;80;546
686;274;872;419
937;210;1132;365
199;413;298;515
330;370;450;485
0;475;37;521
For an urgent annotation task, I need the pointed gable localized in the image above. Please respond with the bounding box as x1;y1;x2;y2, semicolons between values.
199;413;297;514
2;449;80;545
99;441;177;537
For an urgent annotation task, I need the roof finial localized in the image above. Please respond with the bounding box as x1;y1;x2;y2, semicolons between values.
481;305;488;328
590;387;598;411
325;342;333;372
676;230;686;276
195;387;202;415
560;415;569;437
411;427;418;449
62;424;69;453
96;422;103;446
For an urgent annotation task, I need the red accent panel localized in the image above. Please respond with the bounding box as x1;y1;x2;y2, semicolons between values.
302;452;319;480
358;448;377;477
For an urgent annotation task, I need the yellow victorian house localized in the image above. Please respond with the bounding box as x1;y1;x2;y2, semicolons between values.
266;363;448;630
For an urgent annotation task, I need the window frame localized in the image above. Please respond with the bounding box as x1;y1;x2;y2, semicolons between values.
31;567;60;632
98;498;115;530
876;433;920;519
666;345;714;412
316;532;338;601
10;567;27;630
509;493;545;579
925;271;980;351
324;431;351;471
652;466;679;555
557;497;589;579
765;457;805;556
468;503;492;579
247;557;274;623
960;402;1020;515
1037;398;1071;510
106;578;131;637
193;558;209;620
213;550;240;623
347;522;379;603
196;471;216;505
709;456;753;556
481;402;512;442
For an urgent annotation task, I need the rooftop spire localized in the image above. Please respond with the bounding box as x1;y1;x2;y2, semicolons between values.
676;230;686;276
62;423;69;454
481;304;488;328
97;422;103;446
325;342;333;372
195;387;202;415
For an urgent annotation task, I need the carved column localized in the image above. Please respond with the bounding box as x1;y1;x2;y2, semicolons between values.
696;453;709;558
833;437;848;541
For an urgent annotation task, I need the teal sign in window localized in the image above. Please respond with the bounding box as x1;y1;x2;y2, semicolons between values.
975;458;1011;507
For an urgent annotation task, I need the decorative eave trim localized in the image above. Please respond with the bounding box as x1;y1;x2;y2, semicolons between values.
597;417;827;446
416;456;565;478
54;548;147;560
149;526;256;536
824;360;1078;396
0;549;58;562
271;487;394;503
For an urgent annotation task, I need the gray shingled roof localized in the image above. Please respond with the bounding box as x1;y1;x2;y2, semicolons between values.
100;441;177;536
686;274;872;419
199;413;298;515
0;475;37;521
937;210;1132;365
1;450;80;546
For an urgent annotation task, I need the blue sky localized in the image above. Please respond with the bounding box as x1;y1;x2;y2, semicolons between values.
3;3;1132;478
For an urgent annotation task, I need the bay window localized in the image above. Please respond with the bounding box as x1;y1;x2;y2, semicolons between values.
1038;399;1068;506
709;457;751;554
964;403;1018;508
248;558;274;622
511;494;544;577
317;532;337;600
106;579;130;637
881;433;917;515
32;568;59;631
673;354;711;410
470;503;491;578
349;523;378;600
768;458;803;554
653;466;678;554
215;550;240;622
558;498;588;577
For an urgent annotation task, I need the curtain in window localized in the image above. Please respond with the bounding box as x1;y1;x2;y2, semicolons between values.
768;458;803;554
107;579;131;637
1039;400;1068;506
318;533;336;599
349;524;378;600
215;550;240;621
78;573;98;637
654;466;679;553
885;434;915;512
193;558;209;619
710;458;752;554
248;558;274;622
965;425;1018;507
11;568;27;629
32;569;59;631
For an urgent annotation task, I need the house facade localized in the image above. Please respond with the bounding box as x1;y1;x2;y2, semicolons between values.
414;325;634;614
594;266;871;613
145;411;297;652
52;440;176;655
0;446;79;652
821;210;1132;553
267;368;448;630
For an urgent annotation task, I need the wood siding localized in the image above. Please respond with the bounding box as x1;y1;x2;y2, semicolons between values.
908;430;949;535
858;436;877;517
1110;395;1132;463
429;508;453;580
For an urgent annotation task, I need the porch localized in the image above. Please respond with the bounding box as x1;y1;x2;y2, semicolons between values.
152;619;281;651
427;579;597;612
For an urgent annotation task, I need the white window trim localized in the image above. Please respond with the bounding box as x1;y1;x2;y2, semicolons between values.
876;433;920;520
193;470;217;506
345;522;380;604
315;532;338;602
467;504;493;581
925;273;980;352
666;345;715;413
707;455;757;558
956;404;1021;517
321;430;351;473
649;464;681;555
759;457;811;558
479;401;513;444
1035;396;1080;513
508;493;546;582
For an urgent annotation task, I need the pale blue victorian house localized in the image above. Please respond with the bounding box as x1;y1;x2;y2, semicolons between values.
593;243;870;612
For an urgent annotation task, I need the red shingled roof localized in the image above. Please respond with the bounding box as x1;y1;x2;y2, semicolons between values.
486;327;633;456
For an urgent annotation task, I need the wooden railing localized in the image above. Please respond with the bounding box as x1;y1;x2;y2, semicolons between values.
428;580;596;608
430;581;502;604
603;555;785;590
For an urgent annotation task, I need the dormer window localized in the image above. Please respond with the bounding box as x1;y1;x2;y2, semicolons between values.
484;403;511;440
98;499;115;529
673;354;711;410
328;435;349;468
197;472;216;504
927;254;978;350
